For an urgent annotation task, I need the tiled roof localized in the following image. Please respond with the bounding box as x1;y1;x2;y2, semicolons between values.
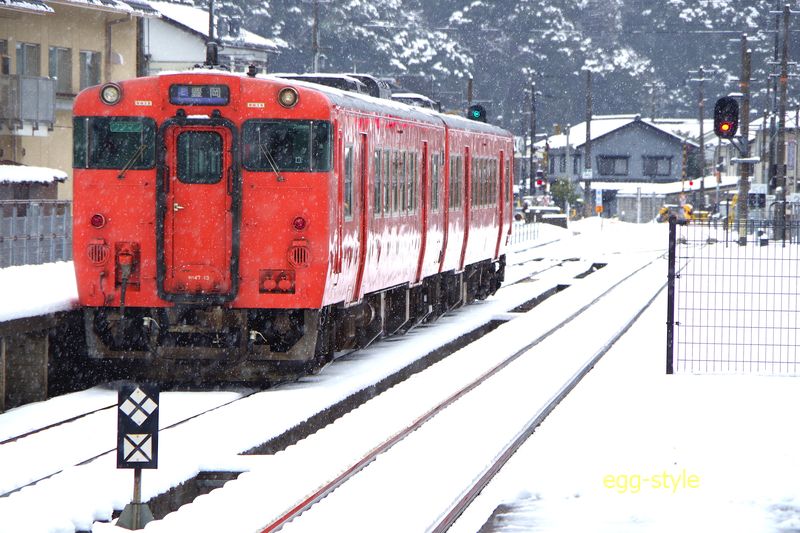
0;0;54;14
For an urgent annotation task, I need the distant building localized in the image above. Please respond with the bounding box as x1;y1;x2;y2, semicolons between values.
539;115;711;218
0;0;156;200
143;1;285;74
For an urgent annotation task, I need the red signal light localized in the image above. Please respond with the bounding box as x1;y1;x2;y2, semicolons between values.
536;179;543;186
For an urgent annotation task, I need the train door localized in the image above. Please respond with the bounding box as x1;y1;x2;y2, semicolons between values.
495;149;505;258
415;141;429;283
161;123;236;299
353;133;369;301
459;146;471;270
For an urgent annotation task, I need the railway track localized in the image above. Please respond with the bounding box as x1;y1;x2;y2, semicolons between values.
1;222;668;532
125;249;667;532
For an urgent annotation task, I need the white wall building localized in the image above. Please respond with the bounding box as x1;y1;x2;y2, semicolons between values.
142;1;285;74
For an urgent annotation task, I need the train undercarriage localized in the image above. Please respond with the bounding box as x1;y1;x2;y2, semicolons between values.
85;258;505;384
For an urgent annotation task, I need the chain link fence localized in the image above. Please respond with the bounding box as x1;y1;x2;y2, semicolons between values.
0;200;72;268
667;217;800;375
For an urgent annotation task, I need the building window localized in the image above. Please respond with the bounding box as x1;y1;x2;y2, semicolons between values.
559;155;566;173
573;154;581;175
49;46;72;94
16;42;41;76
0;40;9;75
80;50;101;89
597;156;629;176
642;155;671;176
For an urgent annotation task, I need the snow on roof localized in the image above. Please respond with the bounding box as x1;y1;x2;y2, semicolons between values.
593;172;740;196
541;115;704;151
0;0;54;14
0;164;67;184
146;1;285;51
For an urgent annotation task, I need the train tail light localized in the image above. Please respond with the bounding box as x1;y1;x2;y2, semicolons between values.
259;269;296;294
90;213;106;228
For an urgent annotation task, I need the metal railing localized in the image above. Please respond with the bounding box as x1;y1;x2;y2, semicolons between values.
667;217;800;375
509;219;540;246
0;200;72;268
0;74;56;126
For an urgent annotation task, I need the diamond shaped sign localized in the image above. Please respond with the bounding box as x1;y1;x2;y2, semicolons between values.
117;384;159;469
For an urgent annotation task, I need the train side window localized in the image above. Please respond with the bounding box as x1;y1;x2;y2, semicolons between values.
400;152;407;214
344;145;353;219
406;152;417;213
383;149;391;214
505;157;511;202
373;149;381;217
449;155;456;210
390;150;397;214
430;153;438;212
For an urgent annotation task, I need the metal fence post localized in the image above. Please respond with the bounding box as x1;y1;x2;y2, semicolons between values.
666;215;677;374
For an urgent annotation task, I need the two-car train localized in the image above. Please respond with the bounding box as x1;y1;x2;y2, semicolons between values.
72;66;514;382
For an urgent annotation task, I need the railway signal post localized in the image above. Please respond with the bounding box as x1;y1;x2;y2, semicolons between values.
116;383;160;529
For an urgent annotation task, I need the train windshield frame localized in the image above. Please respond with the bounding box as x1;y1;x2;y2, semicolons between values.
73;116;157;170
242;120;331;172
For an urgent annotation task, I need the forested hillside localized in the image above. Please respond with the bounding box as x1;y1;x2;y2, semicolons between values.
210;0;795;136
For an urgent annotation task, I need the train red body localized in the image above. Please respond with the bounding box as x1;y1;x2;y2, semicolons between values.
72;69;514;382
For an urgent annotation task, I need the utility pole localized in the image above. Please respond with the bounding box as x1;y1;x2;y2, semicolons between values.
767;0;781;195
304;0;330;73
689;65;715;209
736;36;752;243
467;76;473;113
530;81;537;194
771;3;798;237
583;70;593;217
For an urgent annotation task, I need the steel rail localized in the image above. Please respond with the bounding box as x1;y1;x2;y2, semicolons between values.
429;279;667;532
260;255;664;532
0;403;116;447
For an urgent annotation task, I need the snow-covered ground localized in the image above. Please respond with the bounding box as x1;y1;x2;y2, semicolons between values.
2;219;799;532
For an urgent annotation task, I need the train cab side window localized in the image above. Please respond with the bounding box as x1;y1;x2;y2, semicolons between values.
344;145;353;219
73;116;156;170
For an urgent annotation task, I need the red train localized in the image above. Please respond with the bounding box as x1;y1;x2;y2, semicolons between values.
72;67;514;382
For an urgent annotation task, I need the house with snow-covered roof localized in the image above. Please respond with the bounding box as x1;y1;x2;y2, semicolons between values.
142;1;286;75
537;114;722;220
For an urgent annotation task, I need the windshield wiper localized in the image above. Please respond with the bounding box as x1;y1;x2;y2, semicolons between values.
259;142;286;182
117;144;146;180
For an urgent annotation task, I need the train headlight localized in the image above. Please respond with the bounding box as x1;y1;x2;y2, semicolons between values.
100;83;122;105
278;87;299;108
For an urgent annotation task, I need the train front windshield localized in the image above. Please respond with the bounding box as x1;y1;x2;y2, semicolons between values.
242;120;331;172
73;117;156;169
